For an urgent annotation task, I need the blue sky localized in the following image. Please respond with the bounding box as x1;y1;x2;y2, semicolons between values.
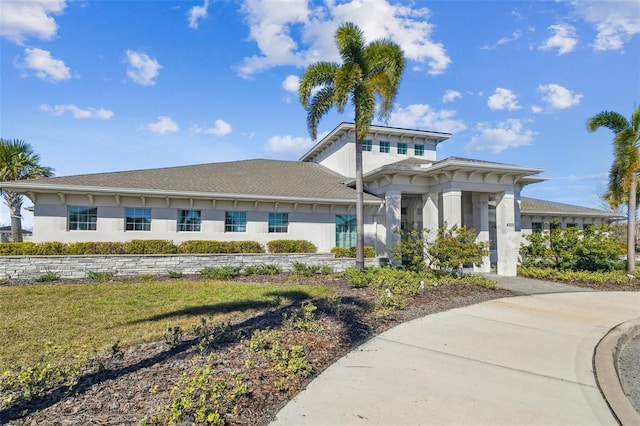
1;0;639;228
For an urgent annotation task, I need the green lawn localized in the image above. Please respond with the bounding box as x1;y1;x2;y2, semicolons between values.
0;280;333;370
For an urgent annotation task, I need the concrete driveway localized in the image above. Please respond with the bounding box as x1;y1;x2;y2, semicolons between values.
271;290;640;425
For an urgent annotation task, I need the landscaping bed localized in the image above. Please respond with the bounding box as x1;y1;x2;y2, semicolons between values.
1;273;514;425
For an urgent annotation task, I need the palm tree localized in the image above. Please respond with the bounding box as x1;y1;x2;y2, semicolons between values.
587;106;640;273
298;22;405;269
0;139;54;242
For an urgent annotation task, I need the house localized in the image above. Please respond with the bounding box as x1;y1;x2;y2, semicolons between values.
0;123;620;276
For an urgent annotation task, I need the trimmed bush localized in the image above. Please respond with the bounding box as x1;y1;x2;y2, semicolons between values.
330;246;376;258
124;240;177;254
33;242;67;256
0;242;38;255
177;240;225;254
66;242;126;255
267;240;317;253
234;241;265;253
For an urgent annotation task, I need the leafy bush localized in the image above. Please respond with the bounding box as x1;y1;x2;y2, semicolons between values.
234;241;265;253
66;242;126;255
330;246;376;258
243;264;282;275
87;271;115;282
519;224;624;272
35;271;58;282
166;270;183;279
125;239;177;254
177;240;225;254
388;224;428;271
283;302;321;332
33;242;68;255
427;224;489;273
291;261;320;277
199;266;242;280
518;266;637;286
267;240;317;253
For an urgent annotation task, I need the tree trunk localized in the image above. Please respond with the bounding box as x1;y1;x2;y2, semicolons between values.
627;178;637;273
355;137;365;270
8;192;24;243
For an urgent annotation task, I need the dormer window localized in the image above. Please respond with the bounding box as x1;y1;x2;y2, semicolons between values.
414;144;424;156
362;139;372;151
397;143;408;155
380;141;390;153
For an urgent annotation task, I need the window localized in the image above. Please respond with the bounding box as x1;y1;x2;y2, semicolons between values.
414;144;424;156
362;139;372;152
125;208;151;231
178;210;201;232
397;142;407;155
566;223;578;228
268;212;288;233
379;141;390;153
336;215;356;248
68;206;97;231
225;211;246;232
532;222;543;233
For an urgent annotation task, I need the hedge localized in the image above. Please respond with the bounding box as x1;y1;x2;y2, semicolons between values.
124;240;178;254
330;246;376;258
267;240;317;253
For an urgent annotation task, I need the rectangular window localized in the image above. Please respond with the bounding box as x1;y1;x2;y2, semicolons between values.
268;212;288;233
397;142;408;155
178;209;201;232
566;223;578;228
362;139;372;152
532;222;543;233
414;144;424;156
379;141;390;153
68;206;97;231
336;214;356;248
225;211;247;232
125;208;151;231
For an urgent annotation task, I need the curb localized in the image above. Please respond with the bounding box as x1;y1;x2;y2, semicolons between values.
594;318;640;425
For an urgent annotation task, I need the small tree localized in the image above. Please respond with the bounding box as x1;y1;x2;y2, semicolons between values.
427;224;489;274
389;223;428;271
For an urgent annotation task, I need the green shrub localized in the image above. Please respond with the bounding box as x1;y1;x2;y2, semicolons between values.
291;261;320;277
234;240;265;253
198;266;242;280
177;240;225;254
125;239;177;254
518;266;637;286
0;242;38;255
66;242;126;255
267;240;317;253
35;271;58;282
427;224;489;273
87;271;115;282
330;246;376;258
243;264;282;275
167;270;183;279
388;224;428;271
343;267;375;288
33;242;67;256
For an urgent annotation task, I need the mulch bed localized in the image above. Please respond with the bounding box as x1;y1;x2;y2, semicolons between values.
2;275;515;425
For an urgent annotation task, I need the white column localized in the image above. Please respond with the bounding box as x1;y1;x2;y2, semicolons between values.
422;192;439;242
472;193;491;273
385;191;402;263
495;190;518;276
442;188;462;227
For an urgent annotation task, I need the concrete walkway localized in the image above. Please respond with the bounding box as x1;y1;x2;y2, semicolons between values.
271;281;640;425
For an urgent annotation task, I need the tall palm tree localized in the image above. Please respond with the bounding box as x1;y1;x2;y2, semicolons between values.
0;139;54;242
299;22;405;269
587;106;640;273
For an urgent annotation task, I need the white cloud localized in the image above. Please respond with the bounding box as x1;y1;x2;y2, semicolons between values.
188;0;209;30
282;75;300;93
192;119;233;136
442;90;461;103
572;0;640;51
264;135;315;154
539;24;578;55
531;105;543;113
126;50;161;86
537;84;583;109
146;116;179;134
0;0;66;44
385;104;467;133
237;0;451;78
487;88;520;111
466;119;536;153
481;29;523;50
20;48;70;82
40;104;113;119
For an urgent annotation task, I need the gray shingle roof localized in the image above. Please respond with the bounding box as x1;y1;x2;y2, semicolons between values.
6;159;381;202
520;197;621;217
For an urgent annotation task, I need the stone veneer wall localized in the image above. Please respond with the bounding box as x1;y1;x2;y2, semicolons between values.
0;254;387;281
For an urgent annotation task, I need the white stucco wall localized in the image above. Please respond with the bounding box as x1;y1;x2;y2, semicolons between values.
31;193;387;254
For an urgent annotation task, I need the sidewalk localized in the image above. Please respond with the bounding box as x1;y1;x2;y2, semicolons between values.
271;287;640;425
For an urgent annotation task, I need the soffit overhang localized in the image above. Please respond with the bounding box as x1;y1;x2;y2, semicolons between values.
1;183;382;206
299;122;452;162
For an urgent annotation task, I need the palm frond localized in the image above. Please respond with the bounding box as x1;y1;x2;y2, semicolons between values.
307;87;336;140
333;63;362;113
335;22;365;65
298;62;338;109
587;111;630;134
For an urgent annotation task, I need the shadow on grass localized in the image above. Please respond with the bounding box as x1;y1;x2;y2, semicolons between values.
125;290;314;324
0;286;374;423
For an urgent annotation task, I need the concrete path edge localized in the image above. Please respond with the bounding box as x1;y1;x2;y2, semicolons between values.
594;318;640;425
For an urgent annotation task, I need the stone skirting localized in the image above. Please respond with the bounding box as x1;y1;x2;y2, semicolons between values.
0;253;387;281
